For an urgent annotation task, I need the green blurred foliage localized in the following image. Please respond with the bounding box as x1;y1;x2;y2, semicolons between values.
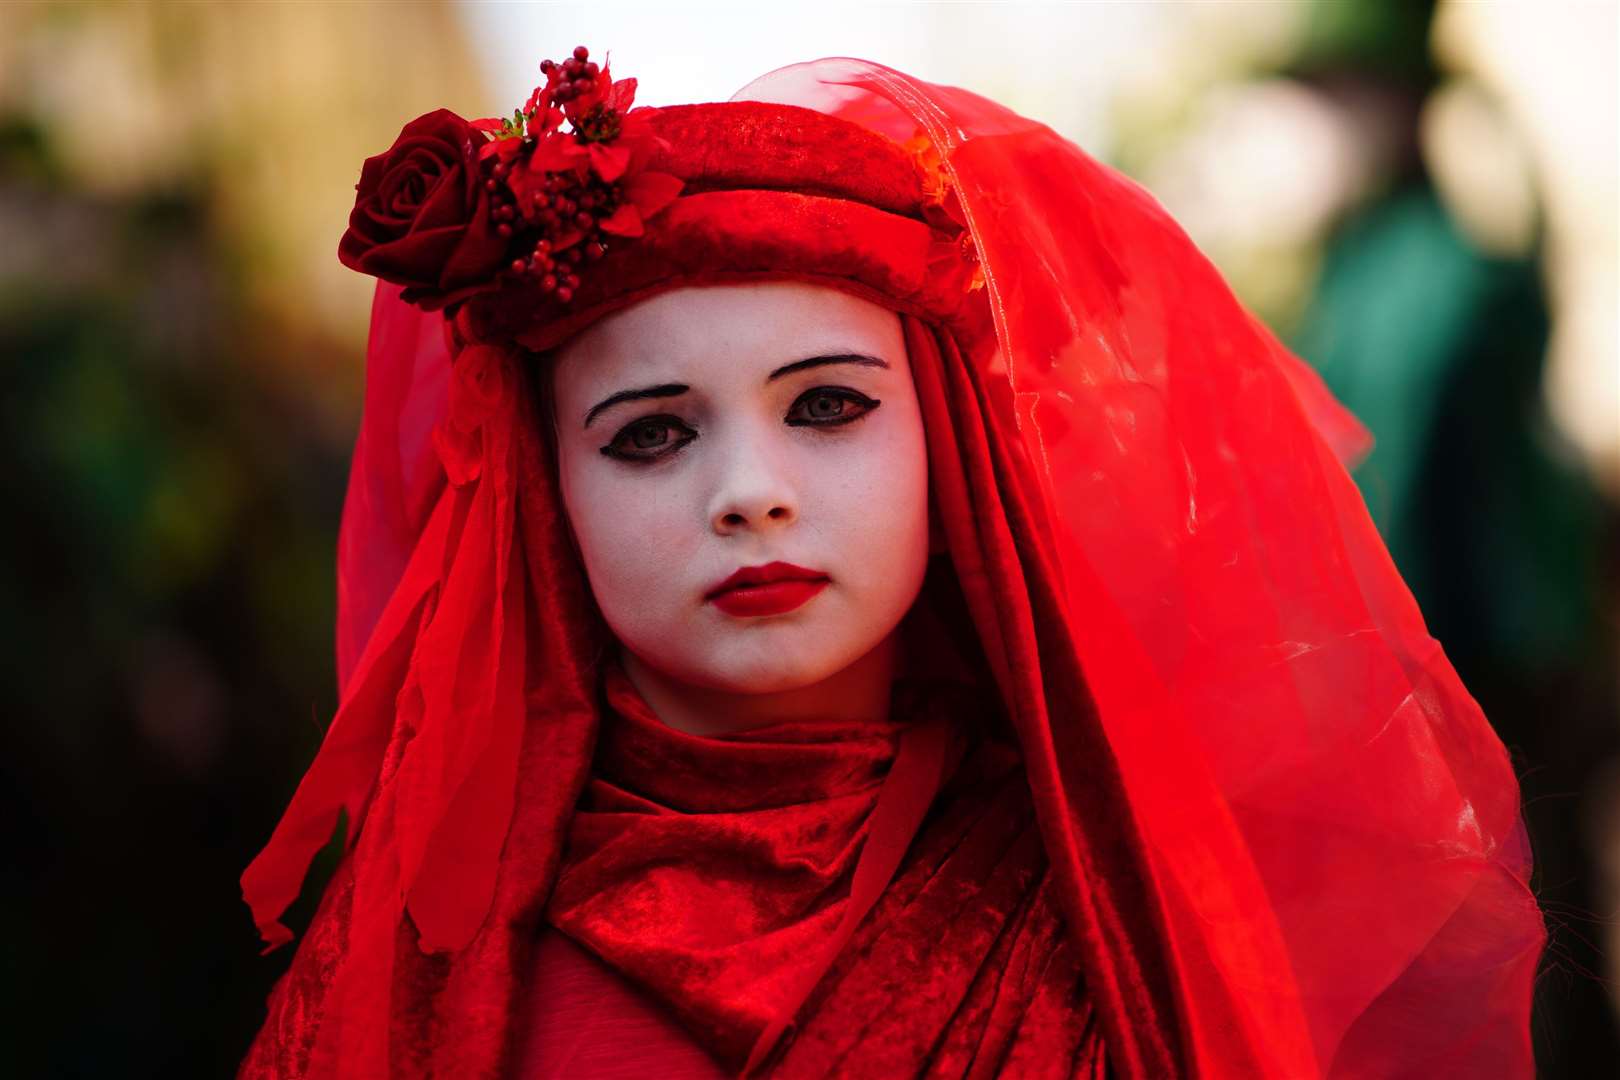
1295;191;1603;674
0;112;350;1076
1297;0;1437;81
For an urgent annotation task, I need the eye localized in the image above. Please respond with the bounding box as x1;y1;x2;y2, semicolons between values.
600;414;697;462
785;387;882;427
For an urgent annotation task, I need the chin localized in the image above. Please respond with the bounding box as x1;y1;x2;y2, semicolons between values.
650;631;859;696
694;651;841;695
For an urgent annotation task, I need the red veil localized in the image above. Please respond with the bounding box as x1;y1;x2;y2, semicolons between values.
243;58;1543;1077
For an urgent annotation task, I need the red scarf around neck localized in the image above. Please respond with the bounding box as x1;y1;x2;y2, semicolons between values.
538;663;1108;1078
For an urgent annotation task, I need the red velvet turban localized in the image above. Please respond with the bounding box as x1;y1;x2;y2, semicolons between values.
455;100;985;354
241;56;1544;1079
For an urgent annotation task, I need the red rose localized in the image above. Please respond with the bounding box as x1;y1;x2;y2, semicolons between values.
338;109;508;310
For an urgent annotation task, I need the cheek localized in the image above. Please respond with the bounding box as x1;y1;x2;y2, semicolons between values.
558;456;701;626
816;405;931;589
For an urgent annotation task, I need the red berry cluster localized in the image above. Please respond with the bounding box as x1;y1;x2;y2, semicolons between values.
490;161;613;303
540;45;599;105
479;46;623;304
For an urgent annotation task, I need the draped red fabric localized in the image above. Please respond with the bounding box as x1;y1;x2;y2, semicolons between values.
735;60;1544;1076
517;928;731;1078
240;56;1543;1079
541;658;1108;1077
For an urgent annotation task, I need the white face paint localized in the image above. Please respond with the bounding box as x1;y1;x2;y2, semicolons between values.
548;282;930;709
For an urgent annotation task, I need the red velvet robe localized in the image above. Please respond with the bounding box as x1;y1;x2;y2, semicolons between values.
516;664;1106;1077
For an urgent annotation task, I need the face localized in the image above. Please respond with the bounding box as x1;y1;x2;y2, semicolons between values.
547;282;930;695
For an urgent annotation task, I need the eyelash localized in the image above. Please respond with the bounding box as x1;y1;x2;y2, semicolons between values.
599;387;883;463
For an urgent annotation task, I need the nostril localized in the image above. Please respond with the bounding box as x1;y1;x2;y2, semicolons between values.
714;505;792;530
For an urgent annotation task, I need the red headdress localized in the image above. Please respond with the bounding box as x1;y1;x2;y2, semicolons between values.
240;50;1544;1078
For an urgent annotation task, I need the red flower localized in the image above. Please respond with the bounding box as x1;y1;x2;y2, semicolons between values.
905;129;981;294
903;130;971;236
528;69;651;184
338;109;508;310
599;170;685;237
569;69;638;125
500;61;683;248
340;48;686;310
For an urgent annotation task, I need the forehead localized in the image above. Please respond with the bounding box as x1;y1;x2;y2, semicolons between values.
549;282;903;393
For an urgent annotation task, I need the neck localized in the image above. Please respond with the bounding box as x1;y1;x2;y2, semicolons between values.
619;633;900;737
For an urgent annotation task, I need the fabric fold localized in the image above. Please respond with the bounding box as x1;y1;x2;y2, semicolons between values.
542;662;1106;1078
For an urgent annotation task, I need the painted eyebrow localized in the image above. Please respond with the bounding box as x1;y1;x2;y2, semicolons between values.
582;353;889;428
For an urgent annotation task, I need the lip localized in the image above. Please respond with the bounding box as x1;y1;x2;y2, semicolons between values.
706;561;830;617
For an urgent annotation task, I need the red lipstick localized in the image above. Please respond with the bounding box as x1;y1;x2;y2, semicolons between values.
706;561;829;617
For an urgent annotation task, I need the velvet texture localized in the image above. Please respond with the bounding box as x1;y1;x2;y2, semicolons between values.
543;663;1106;1077
457;102;984;355
516;928;732;1077
242;67;1543;1080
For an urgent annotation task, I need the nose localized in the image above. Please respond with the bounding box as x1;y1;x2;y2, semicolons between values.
708;424;799;535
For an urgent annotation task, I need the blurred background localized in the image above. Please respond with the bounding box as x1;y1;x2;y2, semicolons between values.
1;1;1614;1074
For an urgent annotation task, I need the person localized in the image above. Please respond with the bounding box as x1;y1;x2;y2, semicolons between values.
238;47;1546;1078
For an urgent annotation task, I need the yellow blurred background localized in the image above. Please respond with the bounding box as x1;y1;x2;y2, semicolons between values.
1;1;1613;1074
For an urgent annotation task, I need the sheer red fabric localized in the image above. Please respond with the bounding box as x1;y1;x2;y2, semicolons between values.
736;59;1543;1076
240;56;1543;1079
